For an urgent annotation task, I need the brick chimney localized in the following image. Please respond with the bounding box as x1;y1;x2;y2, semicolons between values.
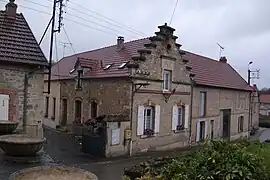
117;36;124;51
219;56;227;63
5;0;17;19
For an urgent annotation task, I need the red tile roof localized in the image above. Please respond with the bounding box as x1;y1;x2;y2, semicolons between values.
260;94;270;104
0;10;48;66
51;38;252;91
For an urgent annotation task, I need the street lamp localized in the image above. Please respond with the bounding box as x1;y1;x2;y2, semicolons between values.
248;61;253;85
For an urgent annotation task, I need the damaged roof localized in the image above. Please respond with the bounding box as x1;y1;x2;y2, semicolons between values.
0;1;48;66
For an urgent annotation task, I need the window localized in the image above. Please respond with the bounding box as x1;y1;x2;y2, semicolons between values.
199;121;206;141
210;120;214;139
91;101;98;118
74;100;82;123
52;97;56;120
200;92;207;116
144;107;155;136
45;97;49;118
177;106;185;130
76;70;83;89
103;64;113;70
163;70;171;90
118;62;128;69
238;116;244;132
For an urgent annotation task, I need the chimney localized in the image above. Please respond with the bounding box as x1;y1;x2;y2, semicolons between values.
219;56;227;63
5;0;17;19
117;36;124;51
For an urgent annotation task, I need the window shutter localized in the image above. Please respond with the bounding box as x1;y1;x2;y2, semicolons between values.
200;92;205;116
204;120;208;139
172;105;178;131
184;105;189;129
137;106;144;136
196;121;200;142
155;105;160;133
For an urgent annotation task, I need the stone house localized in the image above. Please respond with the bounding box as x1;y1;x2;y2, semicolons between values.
44;23;254;157
259;93;270;116
0;0;48;137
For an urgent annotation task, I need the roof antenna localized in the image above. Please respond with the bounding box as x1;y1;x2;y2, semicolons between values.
217;43;224;59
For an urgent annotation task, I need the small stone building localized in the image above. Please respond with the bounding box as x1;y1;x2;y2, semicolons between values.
0;0;48;137
259;93;270;116
44;24;255;157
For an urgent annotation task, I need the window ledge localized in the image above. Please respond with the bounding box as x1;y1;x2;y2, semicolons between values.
75;87;82;91
140;133;157;139
174;129;186;133
162;90;170;93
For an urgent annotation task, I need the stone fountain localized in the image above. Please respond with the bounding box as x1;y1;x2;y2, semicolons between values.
0;120;19;135
9;166;98;180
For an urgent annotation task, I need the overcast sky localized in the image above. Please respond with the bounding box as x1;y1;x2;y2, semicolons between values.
1;0;270;88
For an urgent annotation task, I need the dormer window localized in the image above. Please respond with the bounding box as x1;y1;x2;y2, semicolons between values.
118;62;128;69
69;68;75;74
76;69;83;89
103;64;113;70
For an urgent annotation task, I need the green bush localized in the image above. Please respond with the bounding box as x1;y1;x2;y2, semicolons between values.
125;140;270;180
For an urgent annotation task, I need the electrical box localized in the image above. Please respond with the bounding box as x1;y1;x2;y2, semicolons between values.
124;129;132;140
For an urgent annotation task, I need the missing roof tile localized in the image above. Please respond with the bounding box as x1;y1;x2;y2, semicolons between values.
103;64;113;70
118;62;128;69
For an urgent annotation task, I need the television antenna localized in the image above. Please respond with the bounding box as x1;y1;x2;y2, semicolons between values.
217;43;225;59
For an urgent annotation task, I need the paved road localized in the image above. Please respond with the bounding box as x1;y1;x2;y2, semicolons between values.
0;127;269;180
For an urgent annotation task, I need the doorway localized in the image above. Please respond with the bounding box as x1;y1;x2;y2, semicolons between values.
91;101;98;119
221;109;231;139
75;100;82;123
61;99;68;126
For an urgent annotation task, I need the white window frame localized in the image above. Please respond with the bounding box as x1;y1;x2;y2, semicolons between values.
196;120;208;142
163;70;171;91
177;106;185;129
200;91;206;116
144;107;155;133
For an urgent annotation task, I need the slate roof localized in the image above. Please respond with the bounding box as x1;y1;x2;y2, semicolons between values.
0;10;48;66
50;37;252;91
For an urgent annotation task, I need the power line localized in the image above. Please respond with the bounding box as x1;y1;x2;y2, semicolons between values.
169;0;179;25
68;1;145;36
62;26;76;55
21;0;51;9
66;6;143;37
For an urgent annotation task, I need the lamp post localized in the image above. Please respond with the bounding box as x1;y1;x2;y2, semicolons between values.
248;61;253;85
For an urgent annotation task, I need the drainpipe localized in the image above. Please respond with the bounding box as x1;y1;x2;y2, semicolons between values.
23;72;34;132
249;91;252;133
23;73;28;132
188;77;195;148
129;80;135;156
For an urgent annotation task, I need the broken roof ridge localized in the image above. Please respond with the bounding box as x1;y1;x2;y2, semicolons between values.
62;37;151;60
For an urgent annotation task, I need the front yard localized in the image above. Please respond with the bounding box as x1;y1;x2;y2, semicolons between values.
123;140;270;180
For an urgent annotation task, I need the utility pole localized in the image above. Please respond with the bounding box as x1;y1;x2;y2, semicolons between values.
45;0;65;94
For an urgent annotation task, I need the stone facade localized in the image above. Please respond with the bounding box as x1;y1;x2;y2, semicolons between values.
43;24;256;157
0;64;44;137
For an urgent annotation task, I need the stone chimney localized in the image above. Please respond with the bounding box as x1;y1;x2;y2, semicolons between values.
5;0;17;19
219;56;227;63
117;36;124;51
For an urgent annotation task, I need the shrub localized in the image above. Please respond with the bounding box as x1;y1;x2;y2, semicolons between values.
125;141;270;180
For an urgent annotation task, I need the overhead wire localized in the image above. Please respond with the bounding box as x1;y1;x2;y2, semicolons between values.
169;0;179;25
68;1;146;36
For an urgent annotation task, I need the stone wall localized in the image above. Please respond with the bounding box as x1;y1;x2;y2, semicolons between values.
0;64;44;137
190;87;250;142
43;81;61;129
59;78;131;126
